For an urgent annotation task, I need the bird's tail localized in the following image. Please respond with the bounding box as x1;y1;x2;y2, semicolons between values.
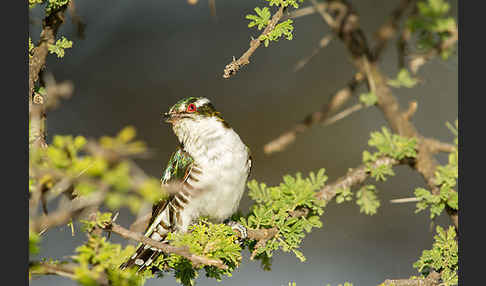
120;241;165;272
120;200;174;272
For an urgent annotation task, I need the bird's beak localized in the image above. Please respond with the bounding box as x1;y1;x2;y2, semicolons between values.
162;112;172;123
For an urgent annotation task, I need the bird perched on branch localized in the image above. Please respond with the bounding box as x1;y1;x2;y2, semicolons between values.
121;97;252;272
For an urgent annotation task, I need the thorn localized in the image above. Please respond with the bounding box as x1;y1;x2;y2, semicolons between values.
390;197;421;204
403;101;418;121
112;212;120;223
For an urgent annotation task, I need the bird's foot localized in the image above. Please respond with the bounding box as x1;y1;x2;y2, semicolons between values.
226;220;248;244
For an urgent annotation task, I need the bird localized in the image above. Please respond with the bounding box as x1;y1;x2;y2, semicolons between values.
120;97;252;272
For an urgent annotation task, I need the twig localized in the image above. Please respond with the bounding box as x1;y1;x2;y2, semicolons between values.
264;73;364;154
245;227;279;259
423;138;457;154
223;5;286;79
322;103;364;126
293;34;333;72
372;0;417;61
281;3;328;21
31;192;105;233
397;26;412;69
30;262;76;279
208;0;218;22
105;222;228;269
409;24;458;74
67;0;86;39
317;156;401;201
29;262;109;285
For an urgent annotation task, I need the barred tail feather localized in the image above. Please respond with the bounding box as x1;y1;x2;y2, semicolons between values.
120;191;191;271
120;243;165;272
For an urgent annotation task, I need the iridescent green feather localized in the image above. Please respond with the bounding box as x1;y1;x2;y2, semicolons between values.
161;146;194;184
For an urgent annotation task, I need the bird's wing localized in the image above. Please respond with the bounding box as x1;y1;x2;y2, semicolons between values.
145;146;197;233
120;147;198;271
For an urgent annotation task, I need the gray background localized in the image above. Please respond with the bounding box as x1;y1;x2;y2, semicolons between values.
30;0;458;285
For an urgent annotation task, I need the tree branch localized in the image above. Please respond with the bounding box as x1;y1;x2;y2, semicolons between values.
223;5;286;79
371;0;417;61
29;6;69;149
317;156;401;201
281;3;327;21
29;262;109;286
380;278;438;286
31;192;105;233
423;138;457;154
409;24;458;74
264;73;364;154
104;222;229;270
293;34;333;72
314;0;458;228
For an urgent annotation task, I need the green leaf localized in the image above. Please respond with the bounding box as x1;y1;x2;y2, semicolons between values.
356;185;380;215
246;7;271;30
359;92;377;106
388;69;419;88
48;36;73;58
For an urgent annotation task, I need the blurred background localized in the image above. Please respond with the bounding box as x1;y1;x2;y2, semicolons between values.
30;0;457;285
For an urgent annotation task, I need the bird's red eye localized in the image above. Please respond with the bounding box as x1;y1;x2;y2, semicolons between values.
187;103;197;113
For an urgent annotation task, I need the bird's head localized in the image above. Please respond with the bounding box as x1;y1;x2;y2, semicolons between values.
163;97;229;128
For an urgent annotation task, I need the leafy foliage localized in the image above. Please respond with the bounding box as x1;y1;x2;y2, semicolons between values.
73;235;148;286
355;185;380;215
246;7;271;30
246;0;303;47
367;127;418;161
388;69;419;88
413;226;458;286
153;219;242;286
359;92;377;107
48;36;73;58
243;169;327;264
29;231;41;256
29;0;43;8
335;187;353;204
362;127;417;182
29;126;167;216
407;0;457;59
260;19;294;47
415;121;458;219
80;212;114;232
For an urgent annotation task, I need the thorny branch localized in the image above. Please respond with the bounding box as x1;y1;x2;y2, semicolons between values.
29;6;69;149
223;5;286;79
304;0;458;228
103;222;229;270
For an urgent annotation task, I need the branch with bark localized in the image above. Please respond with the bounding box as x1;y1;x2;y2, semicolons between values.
223;5;287;79
264;73;365;154
289;0;458;228
102;222;229;270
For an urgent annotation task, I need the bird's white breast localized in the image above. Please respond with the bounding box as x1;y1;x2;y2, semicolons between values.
173;117;250;230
